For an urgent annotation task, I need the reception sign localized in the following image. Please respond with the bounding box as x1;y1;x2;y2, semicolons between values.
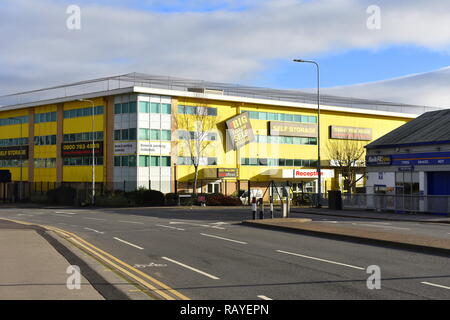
226;112;255;150
217;168;238;178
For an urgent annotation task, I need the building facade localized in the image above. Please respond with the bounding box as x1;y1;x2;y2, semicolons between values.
0;73;436;199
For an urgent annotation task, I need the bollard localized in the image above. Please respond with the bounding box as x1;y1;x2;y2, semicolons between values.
259;199;264;220
270;195;274;219
252;197;257;220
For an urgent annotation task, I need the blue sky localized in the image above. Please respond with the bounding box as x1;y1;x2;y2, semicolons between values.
2;0;450;107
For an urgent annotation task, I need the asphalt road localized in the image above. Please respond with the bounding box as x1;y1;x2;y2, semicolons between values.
1;206;449;300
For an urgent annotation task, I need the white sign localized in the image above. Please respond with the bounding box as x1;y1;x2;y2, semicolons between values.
139;142;171;155
114;142;136;155
282;169;335;179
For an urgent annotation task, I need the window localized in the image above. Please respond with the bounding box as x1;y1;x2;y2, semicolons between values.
161;130;171;141
115;104;122;114
139;155;148;167
150;129;160;140
129;101;137;113
151;103;160;113
139;128;149;140
150;156;160;167
121;102;129;114
161;104;171;114
121;129;129;140
139;101;150;113
64;106;104;118
161;156;171;167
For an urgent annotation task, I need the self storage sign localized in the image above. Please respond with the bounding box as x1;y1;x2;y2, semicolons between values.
0;146;28;160
62;141;104;157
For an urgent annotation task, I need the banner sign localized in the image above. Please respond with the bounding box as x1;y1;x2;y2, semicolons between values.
391;151;450;166
62;141;103;157
330;126;372;140
269;122;318;138
0;146;28;160
217;168;238;178
226;112;255;150
138;142;171;155
114;142;136;155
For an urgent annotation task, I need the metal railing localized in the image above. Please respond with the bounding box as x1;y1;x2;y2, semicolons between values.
342;193;450;215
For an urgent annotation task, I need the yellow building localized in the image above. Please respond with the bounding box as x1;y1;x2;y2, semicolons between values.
0;73;436;200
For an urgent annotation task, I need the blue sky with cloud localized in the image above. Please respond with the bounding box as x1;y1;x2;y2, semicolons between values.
1;0;450;107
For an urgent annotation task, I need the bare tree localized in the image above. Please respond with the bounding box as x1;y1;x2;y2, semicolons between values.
326;139;366;193
175;105;217;194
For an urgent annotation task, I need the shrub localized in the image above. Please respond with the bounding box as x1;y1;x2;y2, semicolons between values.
95;194;130;207
204;194;242;206
46;186;77;205
125;187;165;206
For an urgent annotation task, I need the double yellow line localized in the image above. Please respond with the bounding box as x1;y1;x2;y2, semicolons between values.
3;218;189;300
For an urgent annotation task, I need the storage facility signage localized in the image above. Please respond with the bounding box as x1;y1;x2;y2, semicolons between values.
330;126;372;141
391;151;450;166
114;142;137;155
282;169;334;178
366;155;391;166
269;122;318;138
62;141;103;157
138;142;171;155
217;168;238;178
226;112;255;150
0;146;28;160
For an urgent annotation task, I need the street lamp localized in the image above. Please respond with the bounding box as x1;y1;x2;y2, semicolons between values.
293;59;322;208
78;99;96;206
8;117;24;201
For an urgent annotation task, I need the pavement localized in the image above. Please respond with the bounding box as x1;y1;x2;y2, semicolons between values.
243;207;450;255
291;207;450;223
0;219;148;300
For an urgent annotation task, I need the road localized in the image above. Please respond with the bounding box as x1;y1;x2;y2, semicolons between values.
1;206;449;300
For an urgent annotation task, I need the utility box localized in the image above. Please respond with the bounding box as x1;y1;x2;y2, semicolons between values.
328;190;343;210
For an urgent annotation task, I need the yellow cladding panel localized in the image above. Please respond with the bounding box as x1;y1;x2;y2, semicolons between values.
34;168;56;182
35;104;57;113
64;98;104;110
63;166;104;182
34;122;57;136
0;109;29;139
64;116;104;134
8;167;28;181
34;145;56;159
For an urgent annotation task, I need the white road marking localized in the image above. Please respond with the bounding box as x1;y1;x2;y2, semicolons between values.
276;250;365;270
118;220;144;225
156;224;185;231
113;237;144;250
170;221;225;230
258;295;273;300
200;233;247;244
83;217;106;221
351;223;410;230
17;213;34;217
55;211;77;215
421;282;450;290
162;257;220;280
53;214;73;218
84;227;105;234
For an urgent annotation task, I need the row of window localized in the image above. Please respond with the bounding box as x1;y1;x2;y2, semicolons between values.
139;102;171;114
254;135;317;145
177;157;218;166
63;106;104;119
34;158;56;168
114;155;171;167
34;135;56;146
178;131;217;141
63;131;104;142
114;101;137;114
0;116;29;127
241;158;317;167
0;159;28;167
63;157;104;166
243;110;317;123
139;129;171;141
114;128;137;141
178;105;217;116
35;112;56;123
0;137;28;147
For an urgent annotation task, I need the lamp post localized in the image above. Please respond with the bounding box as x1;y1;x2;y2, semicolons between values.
293;59;322;208
8;117;24;201
78;99;96;206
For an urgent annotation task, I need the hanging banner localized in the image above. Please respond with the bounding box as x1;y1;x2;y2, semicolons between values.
62;141;104;157
226;112;255;150
330;126;372;140
269;121;318;138
0;146;28;160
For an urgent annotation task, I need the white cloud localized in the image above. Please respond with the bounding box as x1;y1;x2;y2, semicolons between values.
1;0;450;98
322;67;450;109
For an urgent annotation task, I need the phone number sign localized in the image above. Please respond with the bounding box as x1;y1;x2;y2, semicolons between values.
62;141;104;157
